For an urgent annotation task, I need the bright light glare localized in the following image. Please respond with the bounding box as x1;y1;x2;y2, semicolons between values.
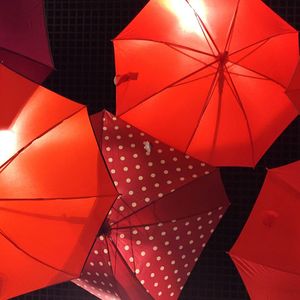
0;130;17;166
162;0;208;33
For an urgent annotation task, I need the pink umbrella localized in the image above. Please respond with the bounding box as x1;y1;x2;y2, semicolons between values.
0;0;54;83
73;110;230;300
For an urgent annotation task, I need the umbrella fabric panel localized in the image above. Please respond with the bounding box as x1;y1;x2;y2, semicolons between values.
114;0;298;167
0;0;54;82
286;57;300;112
231;255;300;300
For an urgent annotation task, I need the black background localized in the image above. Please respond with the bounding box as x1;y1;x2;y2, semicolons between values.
13;0;300;299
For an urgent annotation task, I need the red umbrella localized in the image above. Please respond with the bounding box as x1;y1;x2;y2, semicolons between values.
73;110;230;299
0;0;54;83
113;0;298;167
286;57;300;112
0;66;117;299
229;161;300;300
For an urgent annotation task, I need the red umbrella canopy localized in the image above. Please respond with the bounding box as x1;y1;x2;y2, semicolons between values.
229;161;300;300
0;0;54;83
73;110;230;300
286;57;300;112
114;0;298;167
0;67;117;299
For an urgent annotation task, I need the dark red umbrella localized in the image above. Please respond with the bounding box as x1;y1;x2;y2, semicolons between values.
113;0;298;167
0;0;54;83
73;110;230;299
229;161;300;300
286;57;300;112
0;66;117;299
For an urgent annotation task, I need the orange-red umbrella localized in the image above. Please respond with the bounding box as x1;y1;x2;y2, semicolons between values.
113;0;298;167
229;161;300;299
0;66;117;299
0;0;54;83
286;57;300;112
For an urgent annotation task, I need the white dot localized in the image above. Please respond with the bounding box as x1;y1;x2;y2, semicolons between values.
103;126;107;131
154;282;159;287
146;262;151;267
141;186;147;191
188;165;194;169
179;245;184;250
170;292;175;297
148;162;153;167
99;236;104;241
141;251;146;256
164;276;169;280
187;272;191;276
119;206;125;211
126;124;131;128
177;278;181;282
120;156;125;161
176;168;181;172
161;231;166;236
128;133;133;138
173;226;178;231
145;197;150;203
104;136;109;140
158;291;162;296
168;284;172;289
135;269;140;274
174;269;178;274
202;243;206;248
133;153;138;158
131;202;137;207
171;260;175;265
163;170;169;174
200;234;204;239
136;240;142;245
145;226;150;231
103;249;108;254
114;181;118;186
138;176;144;181
219;214;223;219
140;132;145;136
173;157;178;161
112;117;117;121
151;173;156;178
108;157;113;163
110;169;116;174
106;147;111;152
149;236;154;240
124;245;129;251
135;164;141;169
126;178;131;183
197;216;202;221
132;229;138;235
192;174;198;178
167;180;172;185
219;206;223;210
94;250;99;255
201;162;206;166
184;263;189;268
208;220;213;224
156;256;161;261
192;249;196;253
160;266;165;271
167;250;172;255
210;229;214;233
90;262;94;266
158;193;164;198
118;145;124;150
158;222;163;227
180;177;185;181
154;183;160;187
99;261;104;266
189;240;194;244
129;190;134;195
153;246;158;251
205;171;210;175
160;160;165;164
116;135;122;140
182;255;186;259
150;273;155;278
187;231;192;235
129;257;134;262
130;143;136;148
198;225;203;230
176;235;180;240
123;166;128;172
164;241;170;246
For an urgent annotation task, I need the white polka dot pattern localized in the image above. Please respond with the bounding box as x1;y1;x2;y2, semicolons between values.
74;111;230;300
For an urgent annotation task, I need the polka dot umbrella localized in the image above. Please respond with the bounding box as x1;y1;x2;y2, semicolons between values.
0;0;54;83
73;110;230;300
113;0;298;167
0;66;117;299
229;161;300;299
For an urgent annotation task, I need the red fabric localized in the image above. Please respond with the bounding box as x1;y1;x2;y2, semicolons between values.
229;161;300;300
74;110;230;300
114;0;298;167
0;69;117;299
286;57;300;112
0;0;54;83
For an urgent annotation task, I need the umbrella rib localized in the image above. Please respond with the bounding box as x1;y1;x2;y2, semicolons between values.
224;0;241;52
0;228;77;278
0;46;53;70
224;65;256;166
0;194;117;201
111;168;219;227
229;253;300;278
228;59;286;89
172;71;216;88
268;171;300;196
114;38;215;58
112;204;227;231
185;0;220;56
228;31;296;58
227;71;269;81
109;238;155;299
119;59;219;116
184;66;220;153
0;106;85;173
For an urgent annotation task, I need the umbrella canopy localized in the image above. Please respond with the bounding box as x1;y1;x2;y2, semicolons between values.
286;57;300;112
113;0;298;167
0;66;117;299
229;161;300;300
73;110;230;299
0;0;54;83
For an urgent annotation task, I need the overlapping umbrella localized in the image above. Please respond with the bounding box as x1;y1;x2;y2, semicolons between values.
0;0;54;83
0;67;117;299
73;110;229;299
114;0;298;166
229;161;300;300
